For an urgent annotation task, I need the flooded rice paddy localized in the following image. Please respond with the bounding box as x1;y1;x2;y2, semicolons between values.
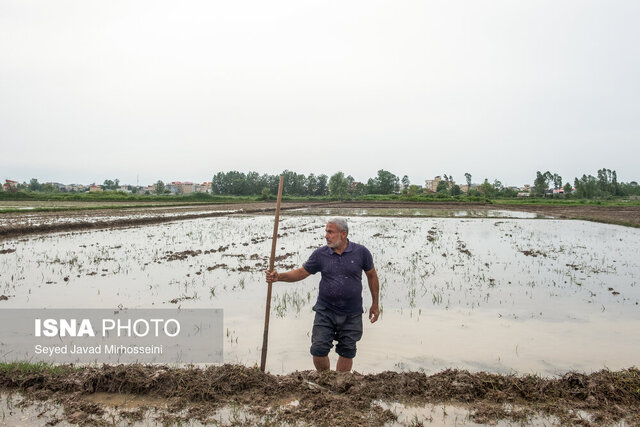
0;208;239;228
1;209;638;376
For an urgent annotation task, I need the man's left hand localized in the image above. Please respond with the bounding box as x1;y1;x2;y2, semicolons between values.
369;304;380;323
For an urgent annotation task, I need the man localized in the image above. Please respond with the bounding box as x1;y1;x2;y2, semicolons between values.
265;217;379;372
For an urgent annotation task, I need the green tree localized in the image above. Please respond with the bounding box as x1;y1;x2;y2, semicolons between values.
246;171;261;194
619;181;640;197
597;168;610;193
407;185;421;196
563;182;573;194
101;179;120;190
596;168;620;196
464;173;472;193
351;182;366;196
211;172;226;194
552;174;562;190
501;187;518;198
450;184;462;196
436;180;449;193
29;178;42;192
306;173;318;196
401;175;410;192
371;169;400;194
41;182;56;193
261;187;271;200
227;171;248;195
366;178;376;194
316;174;329;196
328;172;349;197
282;170;306;196
574;175;599;198
533;171;552;196
612;170;620;195
154;180;165;195
477;179;496;197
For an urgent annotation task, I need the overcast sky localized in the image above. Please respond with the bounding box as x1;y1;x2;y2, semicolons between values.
1;0;638;187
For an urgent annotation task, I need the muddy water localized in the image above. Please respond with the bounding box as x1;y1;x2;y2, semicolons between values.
1;211;638;376
0;391;561;426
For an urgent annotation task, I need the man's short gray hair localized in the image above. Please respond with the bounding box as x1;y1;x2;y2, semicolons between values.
327;217;348;235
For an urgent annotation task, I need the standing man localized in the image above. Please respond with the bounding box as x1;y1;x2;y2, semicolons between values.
265;217;380;372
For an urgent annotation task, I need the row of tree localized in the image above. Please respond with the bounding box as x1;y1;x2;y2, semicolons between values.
530;168;639;198
210;169;403;197
6;168;639;199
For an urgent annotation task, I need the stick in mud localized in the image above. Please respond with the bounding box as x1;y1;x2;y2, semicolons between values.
260;175;284;372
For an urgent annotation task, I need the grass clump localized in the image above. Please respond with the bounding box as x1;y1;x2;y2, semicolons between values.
0;361;71;376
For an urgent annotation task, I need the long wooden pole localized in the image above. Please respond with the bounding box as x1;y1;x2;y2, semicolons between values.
260;175;284;372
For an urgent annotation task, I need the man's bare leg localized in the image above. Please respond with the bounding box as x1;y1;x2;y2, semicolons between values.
336;356;353;372
313;356;330;371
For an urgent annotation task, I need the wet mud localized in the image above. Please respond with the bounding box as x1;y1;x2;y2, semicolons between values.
1;364;639;426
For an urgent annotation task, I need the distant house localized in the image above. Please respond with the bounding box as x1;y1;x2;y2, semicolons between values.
3;179;18;191
65;184;86;192
89;185;103;193
424;176;442;193
167;182;195;195
543;188;566;198
195;182;212;193
424;176;455;193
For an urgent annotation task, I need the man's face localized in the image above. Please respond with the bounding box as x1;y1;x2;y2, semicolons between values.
325;223;347;248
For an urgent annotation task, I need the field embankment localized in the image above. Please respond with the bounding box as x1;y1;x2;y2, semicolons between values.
1;363;639;426
0;202;326;240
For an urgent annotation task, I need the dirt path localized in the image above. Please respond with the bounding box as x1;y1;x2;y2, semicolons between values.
1;364;638;426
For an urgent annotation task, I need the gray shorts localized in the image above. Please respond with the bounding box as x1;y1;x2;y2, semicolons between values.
310;304;363;359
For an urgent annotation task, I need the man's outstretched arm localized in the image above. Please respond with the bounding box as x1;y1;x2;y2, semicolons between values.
365;267;380;323
265;267;310;283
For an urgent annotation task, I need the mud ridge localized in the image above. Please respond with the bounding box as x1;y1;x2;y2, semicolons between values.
0;203;323;240
1;364;639;426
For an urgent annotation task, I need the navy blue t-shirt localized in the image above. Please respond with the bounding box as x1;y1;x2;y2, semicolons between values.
303;241;374;315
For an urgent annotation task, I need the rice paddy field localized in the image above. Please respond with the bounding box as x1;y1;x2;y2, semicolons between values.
1;205;639;425
1;207;638;374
